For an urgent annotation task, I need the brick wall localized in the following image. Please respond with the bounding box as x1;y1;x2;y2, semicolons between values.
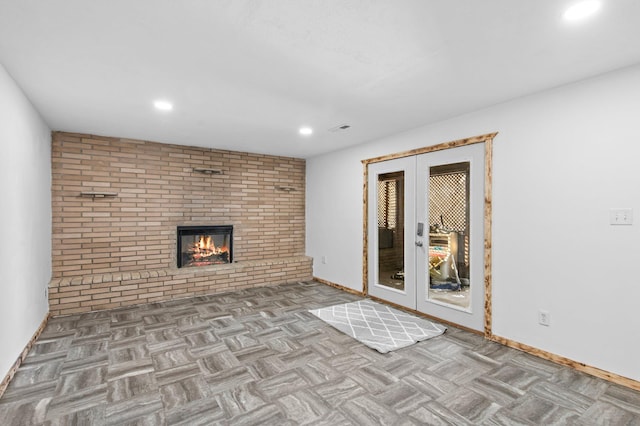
49;132;311;314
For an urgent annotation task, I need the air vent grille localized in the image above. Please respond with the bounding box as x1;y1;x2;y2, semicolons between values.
328;124;351;132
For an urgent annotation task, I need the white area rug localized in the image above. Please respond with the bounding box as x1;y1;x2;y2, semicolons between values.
309;300;446;353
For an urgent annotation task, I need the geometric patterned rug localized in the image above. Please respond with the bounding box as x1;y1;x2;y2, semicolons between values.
309;299;446;353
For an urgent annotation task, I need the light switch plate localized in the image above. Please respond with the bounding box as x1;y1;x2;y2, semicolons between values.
610;208;633;225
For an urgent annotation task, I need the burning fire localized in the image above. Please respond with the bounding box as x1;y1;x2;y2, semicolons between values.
188;235;228;264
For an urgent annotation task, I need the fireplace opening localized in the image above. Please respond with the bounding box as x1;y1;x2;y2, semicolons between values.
177;225;233;268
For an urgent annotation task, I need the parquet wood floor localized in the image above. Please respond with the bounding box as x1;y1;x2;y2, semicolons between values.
1;281;638;425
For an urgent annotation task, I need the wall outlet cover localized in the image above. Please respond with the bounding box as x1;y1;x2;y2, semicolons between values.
538;310;551;326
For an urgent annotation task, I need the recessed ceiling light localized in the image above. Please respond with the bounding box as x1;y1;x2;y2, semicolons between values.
563;1;601;21
299;126;313;136
153;100;173;111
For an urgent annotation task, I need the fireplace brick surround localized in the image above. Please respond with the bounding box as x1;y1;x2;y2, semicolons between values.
49;132;311;315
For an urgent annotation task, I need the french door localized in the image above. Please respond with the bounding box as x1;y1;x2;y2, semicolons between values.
367;143;486;331
367;157;417;308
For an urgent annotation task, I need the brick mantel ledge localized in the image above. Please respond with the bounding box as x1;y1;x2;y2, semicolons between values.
48;256;313;316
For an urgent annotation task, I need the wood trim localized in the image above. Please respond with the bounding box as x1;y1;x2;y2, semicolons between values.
483;136;495;338
368;295;484;335
0;312;50;399
361;132;498;336
314;277;365;297
362;162;369;295
361;132;498;165
490;334;640;392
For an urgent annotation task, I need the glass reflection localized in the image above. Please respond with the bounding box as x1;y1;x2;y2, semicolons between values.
428;162;471;309
377;171;405;291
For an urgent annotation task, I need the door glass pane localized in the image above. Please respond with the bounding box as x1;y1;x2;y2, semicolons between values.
428;162;470;308
377;171;404;290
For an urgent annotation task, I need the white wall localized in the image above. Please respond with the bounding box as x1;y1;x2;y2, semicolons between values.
0;63;51;380
307;64;640;382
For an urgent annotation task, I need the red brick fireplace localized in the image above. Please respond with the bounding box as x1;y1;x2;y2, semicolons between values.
48;132;311;315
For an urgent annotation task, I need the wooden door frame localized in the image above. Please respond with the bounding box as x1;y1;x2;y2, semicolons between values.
362;132;498;337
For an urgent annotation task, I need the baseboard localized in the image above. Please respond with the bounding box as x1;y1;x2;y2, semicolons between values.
0;312;50;399
490;334;640;392
312;277;365;297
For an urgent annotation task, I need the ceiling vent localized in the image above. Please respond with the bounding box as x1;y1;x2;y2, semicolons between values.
328;124;351;132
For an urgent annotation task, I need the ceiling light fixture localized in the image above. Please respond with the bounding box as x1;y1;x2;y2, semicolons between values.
299;126;313;136
563;0;601;21
153;100;173;111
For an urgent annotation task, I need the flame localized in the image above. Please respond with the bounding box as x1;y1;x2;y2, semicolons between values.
198;236;214;251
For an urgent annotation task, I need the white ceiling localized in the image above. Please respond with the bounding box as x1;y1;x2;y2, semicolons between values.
1;1;639;158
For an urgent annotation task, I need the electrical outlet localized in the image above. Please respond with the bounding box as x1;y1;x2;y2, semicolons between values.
321;256;327;264
538;310;550;326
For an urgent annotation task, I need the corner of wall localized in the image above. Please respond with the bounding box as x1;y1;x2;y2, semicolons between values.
0;63;52;381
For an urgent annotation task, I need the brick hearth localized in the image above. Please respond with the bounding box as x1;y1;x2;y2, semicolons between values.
48;256;311;315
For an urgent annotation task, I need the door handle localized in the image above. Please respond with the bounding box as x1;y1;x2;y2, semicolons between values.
415;241;423;247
